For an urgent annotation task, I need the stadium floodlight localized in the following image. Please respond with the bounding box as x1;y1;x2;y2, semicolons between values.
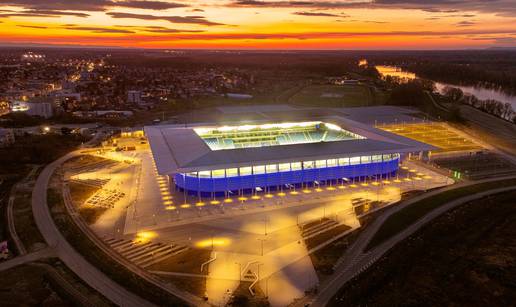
324;123;342;131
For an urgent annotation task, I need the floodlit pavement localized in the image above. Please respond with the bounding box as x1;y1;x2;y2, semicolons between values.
66;154;139;237
72;146;453;306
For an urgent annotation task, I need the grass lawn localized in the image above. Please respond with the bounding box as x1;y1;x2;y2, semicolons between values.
69;182;100;204
309;228;361;277
0;261;73;306
13;188;46;253
305;224;352;250
366;178;516;250
289;84;373;107
68;182;106;224
330;190;516;307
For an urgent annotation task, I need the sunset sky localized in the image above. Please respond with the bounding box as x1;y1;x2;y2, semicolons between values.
0;0;515;49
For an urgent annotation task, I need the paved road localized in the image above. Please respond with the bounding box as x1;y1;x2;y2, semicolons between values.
32;152;155;307
0;247;55;272
295;176;516;307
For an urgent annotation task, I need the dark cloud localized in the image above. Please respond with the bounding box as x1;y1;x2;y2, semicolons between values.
17;24;48;28
0;11;89;18
115;29;516;41
0;0;187;11
229;0;516;17
293;11;348;17
142;27;204;33
352;20;388;24
456;20;476;27
24;10;90;17
422;8;459;13
64;26;135;33
114;25;204;33
113;1;187;10
106;12;224;26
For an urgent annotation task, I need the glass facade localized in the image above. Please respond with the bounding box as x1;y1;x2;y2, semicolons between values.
175;153;400;194
179;154;400;179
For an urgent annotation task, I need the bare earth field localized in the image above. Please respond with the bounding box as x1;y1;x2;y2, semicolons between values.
329;190;516;307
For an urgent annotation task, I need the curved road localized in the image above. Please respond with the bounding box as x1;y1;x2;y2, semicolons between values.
295;175;516;307
32;151;155;307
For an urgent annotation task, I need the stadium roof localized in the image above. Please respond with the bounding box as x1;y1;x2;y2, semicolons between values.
145;112;437;175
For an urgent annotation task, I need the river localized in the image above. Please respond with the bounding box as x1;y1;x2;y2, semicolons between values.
376;65;516;110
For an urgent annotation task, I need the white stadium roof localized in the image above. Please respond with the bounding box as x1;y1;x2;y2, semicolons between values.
145;107;437;175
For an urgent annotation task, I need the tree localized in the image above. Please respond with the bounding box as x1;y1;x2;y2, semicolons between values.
442;86;464;102
387;80;428;106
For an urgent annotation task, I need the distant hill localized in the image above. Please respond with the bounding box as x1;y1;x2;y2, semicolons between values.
487;46;516;51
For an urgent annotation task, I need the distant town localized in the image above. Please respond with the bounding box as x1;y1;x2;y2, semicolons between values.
1;48;515;307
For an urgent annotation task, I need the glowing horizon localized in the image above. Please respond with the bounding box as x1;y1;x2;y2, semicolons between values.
0;1;515;49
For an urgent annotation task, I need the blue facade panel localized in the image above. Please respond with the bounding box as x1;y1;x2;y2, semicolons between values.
175;158;399;193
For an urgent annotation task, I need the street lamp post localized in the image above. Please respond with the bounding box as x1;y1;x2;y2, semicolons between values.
235;262;242;282
257;238;267;256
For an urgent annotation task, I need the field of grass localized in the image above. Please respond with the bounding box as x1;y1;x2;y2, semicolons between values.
331;190;516;307
12;187;46;253
68;182;106;224
309;229;361;277
0;258;112;306
289;84;374;107
305;224;352;250
366;178;516;250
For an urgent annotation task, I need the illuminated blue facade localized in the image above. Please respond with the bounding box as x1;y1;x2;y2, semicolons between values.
175;155;400;194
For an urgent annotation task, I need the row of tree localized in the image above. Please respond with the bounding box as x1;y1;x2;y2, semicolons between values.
406;63;516;96
441;86;516;123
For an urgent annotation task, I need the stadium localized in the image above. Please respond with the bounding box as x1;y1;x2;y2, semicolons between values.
145;116;436;197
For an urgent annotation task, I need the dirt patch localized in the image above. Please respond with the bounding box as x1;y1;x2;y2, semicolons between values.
69;182;100;205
